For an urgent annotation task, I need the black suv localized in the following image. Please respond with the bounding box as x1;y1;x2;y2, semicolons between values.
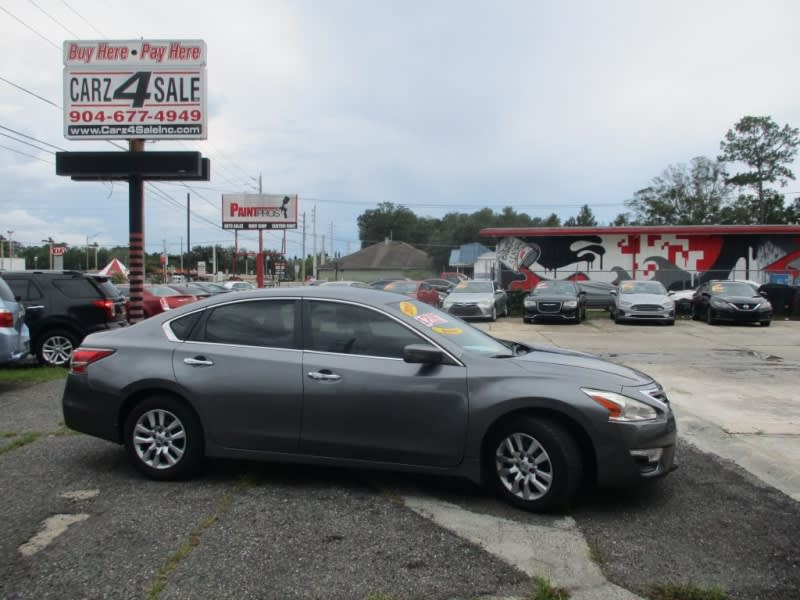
2;271;127;365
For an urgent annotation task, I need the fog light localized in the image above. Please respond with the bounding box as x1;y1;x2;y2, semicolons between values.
630;448;663;462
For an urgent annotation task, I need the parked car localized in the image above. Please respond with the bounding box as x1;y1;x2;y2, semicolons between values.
440;272;470;285
0;274;30;365
189;281;230;295
441;279;508;321
168;283;213;299
368;277;408;289
383;280;441;306
424;278;457;305
222;280;257;292
319;280;371;288
691;280;772;326
756;283;797;315
523;280;587;324
668;287;696;315
609;280;675;325
62;286;677;512
116;284;197;319
2;270;127;366
575;281;615;310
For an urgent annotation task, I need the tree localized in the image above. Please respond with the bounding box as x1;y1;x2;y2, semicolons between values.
626;157;729;225
563;204;597;227
718;116;800;224
357;202;419;248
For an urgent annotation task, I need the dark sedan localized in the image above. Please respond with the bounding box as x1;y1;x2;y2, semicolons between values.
523;280;587;323
691;280;773;326
63;287;677;512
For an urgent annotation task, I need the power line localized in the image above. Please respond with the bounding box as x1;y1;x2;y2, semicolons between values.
0;4;60;49
60;0;106;37
0;142;52;163
0;76;60;108
28;0;80;37
0;124;67;151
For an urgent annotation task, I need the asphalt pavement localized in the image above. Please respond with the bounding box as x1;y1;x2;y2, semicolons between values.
1;316;799;599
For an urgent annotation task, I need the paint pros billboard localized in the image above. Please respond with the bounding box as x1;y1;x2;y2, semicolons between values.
222;194;298;230
63;39;207;140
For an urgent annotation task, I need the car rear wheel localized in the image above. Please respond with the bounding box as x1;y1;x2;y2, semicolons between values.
486;416;582;512
760;320;771;327
36;328;78;366
124;395;204;480
706;308;717;325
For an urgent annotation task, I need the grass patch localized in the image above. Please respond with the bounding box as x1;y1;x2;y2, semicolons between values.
529;575;570;600
0;365;67;385
0;432;42;455
649;583;727;600
145;476;254;599
587;540;604;565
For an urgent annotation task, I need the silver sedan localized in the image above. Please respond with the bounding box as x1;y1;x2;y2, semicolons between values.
441;279;508;321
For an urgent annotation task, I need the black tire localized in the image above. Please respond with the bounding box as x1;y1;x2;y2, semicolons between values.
490;306;497;322
35;328;79;366
523;317;531;324
666;319;675;326
486;416;582;512
691;305;700;321
706;308;717;325
761;320;771;327
123;395;204;481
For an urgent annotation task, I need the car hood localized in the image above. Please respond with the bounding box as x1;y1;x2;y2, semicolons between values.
512;344;653;386
716;295;764;303
618;293;671;304
447;293;493;303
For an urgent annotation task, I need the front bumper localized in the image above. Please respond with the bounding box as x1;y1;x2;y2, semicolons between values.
710;307;772;323
616;306;675;321
524;305;580;322
445;303;493;319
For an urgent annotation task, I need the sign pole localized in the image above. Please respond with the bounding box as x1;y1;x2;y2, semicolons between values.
128;139;145;323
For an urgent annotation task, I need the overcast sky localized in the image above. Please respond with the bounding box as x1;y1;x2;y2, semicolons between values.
1;0;798;263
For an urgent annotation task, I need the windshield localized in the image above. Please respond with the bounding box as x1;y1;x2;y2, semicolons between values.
533;281;576;295
387;299;510;356
453;280;493;293
618;281;667;295
711;282;758;296
148;285;182;297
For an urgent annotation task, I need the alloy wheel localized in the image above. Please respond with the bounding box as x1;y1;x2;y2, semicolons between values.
495;432;553;501
41;335;74;366
132;409;187;470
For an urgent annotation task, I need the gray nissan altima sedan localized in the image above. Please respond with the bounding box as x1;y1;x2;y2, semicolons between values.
62;286;677;512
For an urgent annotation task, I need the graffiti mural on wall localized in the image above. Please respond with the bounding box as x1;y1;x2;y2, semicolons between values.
493;233;800;291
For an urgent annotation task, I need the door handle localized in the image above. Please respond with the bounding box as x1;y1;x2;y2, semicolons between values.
307;370;341;382
184;356;214;367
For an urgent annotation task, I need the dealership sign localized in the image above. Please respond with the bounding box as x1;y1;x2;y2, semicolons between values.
63;39;207;140
221;194;299;230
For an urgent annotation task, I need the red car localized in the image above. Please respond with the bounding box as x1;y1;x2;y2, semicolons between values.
116;284;198;319
384;280;441;306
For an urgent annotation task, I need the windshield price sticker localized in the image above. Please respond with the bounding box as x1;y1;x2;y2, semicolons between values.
63;40;207;140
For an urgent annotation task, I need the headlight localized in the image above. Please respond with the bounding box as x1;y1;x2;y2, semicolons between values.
524;297;536;307
478;299;493;308
563;300;578;309
759;300;772;310
442;300;453;309
662;300;674;308
619;300;632;307
581;388;658;422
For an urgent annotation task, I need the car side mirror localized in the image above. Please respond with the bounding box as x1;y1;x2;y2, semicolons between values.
668;291;675;296
759;291;768;298
403;344;444;364
609;290;617;296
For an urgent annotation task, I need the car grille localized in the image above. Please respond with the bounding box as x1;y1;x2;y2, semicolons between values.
449;303;482;317
643;387;670;407
538;301;561;313
631;304;663;312
731;302;758;311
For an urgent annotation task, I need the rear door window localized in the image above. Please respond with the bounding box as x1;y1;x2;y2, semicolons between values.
53;277;101;299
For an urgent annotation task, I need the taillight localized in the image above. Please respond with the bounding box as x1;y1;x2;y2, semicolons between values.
159;297;171;311
92;299;115;320
0;310;13;328
70;348;115;374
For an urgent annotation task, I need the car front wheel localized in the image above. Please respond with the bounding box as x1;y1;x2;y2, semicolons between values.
487;416;582;512
36;328;78;366
124;395;204;480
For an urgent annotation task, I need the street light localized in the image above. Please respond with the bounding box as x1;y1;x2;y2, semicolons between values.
86;233;100;271
42;237;54;270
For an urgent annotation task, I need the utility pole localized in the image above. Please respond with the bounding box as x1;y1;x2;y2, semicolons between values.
330;222;334;259
186;192;190;279
311;206;317;280
301;212;306;281
163;239;168;283
180;236;184;274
